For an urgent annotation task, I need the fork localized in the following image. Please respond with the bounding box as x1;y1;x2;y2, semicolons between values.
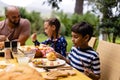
43;67;50;72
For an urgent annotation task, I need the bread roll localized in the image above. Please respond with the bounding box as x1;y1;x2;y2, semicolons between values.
0;66;45;80
46;52;56;61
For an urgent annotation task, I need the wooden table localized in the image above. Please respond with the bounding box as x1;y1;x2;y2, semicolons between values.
0;57;91;80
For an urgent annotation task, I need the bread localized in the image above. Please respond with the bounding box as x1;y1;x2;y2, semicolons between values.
44;75;57;80
0;65;7;69
46;52;57;61
0;66;45;80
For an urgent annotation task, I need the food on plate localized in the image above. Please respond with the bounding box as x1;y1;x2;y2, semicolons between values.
0;61;9;69
35;46;43;58
32;59;43;65
44;69;76;80
38;44;55;57
32;58;66;68
19;45;55;58
0;66;45;80
46;52;57;61
44;75;57;80
26;47;31;51
0;65;7;69
44;70;68;80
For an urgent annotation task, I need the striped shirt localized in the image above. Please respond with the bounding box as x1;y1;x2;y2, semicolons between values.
68;46;100;75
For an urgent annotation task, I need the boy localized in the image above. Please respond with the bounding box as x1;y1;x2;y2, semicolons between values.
57;21;100;80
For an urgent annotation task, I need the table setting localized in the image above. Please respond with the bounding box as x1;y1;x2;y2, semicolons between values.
0;42;91;80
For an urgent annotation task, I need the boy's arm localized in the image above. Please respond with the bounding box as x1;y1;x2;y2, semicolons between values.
55;52;70;64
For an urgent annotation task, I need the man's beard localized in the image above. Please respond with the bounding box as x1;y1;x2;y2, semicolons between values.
10;19;20;27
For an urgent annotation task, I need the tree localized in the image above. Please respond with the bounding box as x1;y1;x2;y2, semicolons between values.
74;0;84;14
43;0;84;14
51;11;99;36
93;0;120;43
20;8;44;34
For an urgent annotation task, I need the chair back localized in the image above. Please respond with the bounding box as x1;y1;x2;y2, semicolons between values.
96;40;120;80
88;37;97;48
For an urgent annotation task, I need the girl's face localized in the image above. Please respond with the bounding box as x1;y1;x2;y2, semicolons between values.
44;22;55;38
71;32;88;48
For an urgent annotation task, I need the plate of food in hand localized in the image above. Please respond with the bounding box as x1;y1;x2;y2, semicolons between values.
32;52;66;68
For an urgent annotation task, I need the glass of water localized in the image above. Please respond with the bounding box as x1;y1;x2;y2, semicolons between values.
24;49;36;62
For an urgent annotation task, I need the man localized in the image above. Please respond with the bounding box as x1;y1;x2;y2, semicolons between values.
0;6;31;46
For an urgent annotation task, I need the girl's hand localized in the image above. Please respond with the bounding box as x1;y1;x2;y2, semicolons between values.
31;33;37;42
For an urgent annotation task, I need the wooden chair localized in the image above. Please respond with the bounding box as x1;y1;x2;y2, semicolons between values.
88;37;97;48
96;40;120;80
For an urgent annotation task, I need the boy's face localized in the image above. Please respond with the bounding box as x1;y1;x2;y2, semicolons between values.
71;32;86;48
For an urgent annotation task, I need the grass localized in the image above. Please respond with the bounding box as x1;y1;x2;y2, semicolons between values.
26;34;120;52
26;34;73;52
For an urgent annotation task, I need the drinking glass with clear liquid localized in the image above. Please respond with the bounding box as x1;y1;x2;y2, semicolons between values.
24;49;36;62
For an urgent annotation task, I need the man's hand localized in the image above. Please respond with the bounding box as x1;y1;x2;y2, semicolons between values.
0;42;4;50
0;35;6;41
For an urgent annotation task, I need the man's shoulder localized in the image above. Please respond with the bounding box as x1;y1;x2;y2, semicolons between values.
20;18;30;27
20;18;30;23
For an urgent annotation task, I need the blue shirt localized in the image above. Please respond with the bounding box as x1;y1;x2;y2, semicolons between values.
68;46;100;75
33;36;67;57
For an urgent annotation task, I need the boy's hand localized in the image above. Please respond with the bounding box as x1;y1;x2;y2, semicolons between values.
84;68;93;77
84;68;100;80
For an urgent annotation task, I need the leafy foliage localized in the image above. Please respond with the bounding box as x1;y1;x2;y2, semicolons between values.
19;8;44;34
93;0;120;43
50;11;99;36
43;0;62;9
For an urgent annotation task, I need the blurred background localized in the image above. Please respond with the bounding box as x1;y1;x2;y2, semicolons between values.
0;0;120;51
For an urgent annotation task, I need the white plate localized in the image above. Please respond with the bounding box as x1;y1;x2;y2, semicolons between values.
32;58;66;68
0;61;15;72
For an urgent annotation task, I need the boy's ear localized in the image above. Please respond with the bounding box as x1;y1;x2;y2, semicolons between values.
84;34;90;42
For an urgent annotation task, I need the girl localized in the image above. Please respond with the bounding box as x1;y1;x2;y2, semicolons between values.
31;18;67;57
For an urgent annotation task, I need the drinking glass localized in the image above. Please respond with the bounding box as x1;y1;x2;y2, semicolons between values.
24;49;36;62
17;56;30;65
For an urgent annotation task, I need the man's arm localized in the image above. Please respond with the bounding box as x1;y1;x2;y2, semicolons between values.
18;19;31;45
0;21;6;41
